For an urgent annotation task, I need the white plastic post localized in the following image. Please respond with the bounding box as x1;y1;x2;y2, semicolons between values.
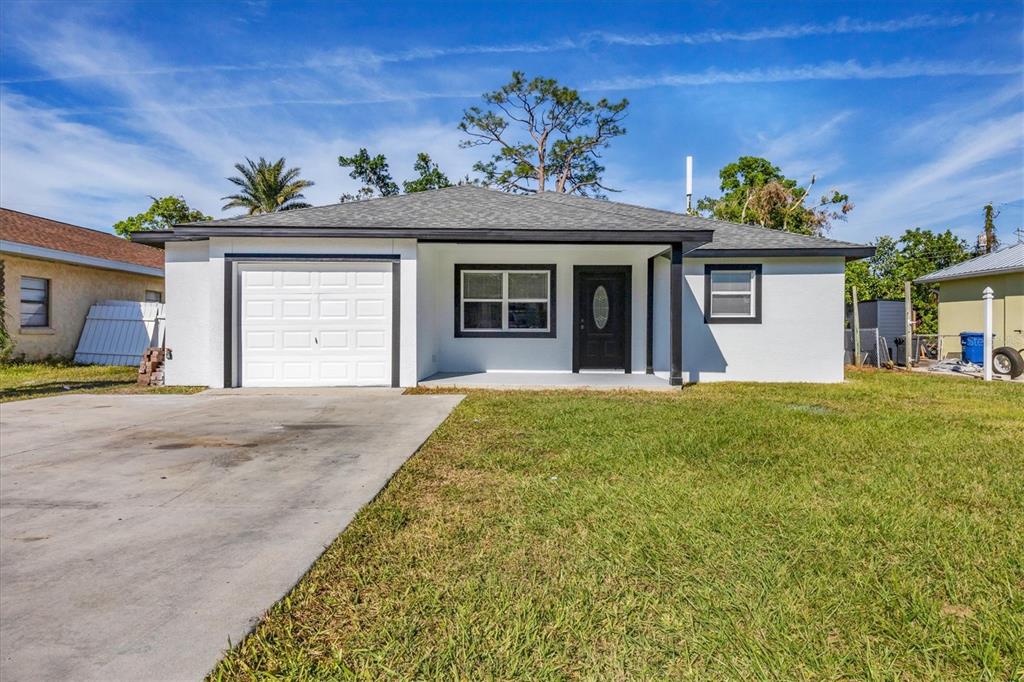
983;286;994;381
685;156;693;212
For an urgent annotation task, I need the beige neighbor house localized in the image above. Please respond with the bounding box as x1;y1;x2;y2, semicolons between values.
917;242;1024;374
0;208;165;361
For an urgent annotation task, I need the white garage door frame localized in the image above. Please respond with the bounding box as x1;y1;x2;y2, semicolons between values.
223;254;401;388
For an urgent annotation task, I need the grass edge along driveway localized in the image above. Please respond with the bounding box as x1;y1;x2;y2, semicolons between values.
209;369;1024;679
0;362;203;402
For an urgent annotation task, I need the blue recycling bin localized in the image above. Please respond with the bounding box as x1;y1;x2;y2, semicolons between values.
959;332;986;364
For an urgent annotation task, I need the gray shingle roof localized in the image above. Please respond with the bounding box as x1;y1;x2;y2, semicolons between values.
531;191;871;254
146;185;871;257
180;185;701;232
916;242;1024;283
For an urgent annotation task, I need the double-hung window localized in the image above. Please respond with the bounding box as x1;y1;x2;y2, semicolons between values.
20;276;50;328
704;264;762;324
455;265;556;338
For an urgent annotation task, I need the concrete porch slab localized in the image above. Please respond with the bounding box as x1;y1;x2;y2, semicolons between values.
420;371;677;391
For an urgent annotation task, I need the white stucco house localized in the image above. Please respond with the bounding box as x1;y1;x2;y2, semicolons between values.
133;186;873;388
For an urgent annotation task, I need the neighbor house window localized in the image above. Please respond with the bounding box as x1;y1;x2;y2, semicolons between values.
704;264;762;324
20;276;50;328
455;265;556;338
145;290;163;303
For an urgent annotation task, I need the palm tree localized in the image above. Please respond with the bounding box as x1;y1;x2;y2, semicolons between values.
222;157;315;214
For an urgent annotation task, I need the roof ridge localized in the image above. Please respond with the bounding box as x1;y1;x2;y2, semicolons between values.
0;205;161;253
0;206;144;243
532;192;862;247
186;184;497;226
529;192;687;227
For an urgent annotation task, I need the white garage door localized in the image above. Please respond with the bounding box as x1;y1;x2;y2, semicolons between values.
239;262;393;387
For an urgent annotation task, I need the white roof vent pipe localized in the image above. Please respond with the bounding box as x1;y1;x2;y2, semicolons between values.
685;155;693;213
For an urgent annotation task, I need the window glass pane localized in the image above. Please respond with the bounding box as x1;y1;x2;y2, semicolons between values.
21;302;47;326
145;290;163;302
711;270;752;292
21;277;47;292
508;272;547;300
21;287;47;303
508;302;547;329
463;301;503;329
463;272;503;299
711;293;753;316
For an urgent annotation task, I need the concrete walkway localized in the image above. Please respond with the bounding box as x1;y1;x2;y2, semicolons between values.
0;389;461;681
420;371;677;390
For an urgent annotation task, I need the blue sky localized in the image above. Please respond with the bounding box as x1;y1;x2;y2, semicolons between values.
1;0;1022;247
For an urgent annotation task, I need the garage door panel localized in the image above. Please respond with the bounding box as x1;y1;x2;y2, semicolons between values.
282;362;313;380
356;329;386;349
320;330;349;350
355;271;387;287
355;298;387;319
356;361;387;382
318;299;349;319
320;362;351;381
245;330;276;350
282;299;313;319
245;300;275;319
281;271;313;288
244;361;275;380
246;270;276;287
282;331;313;349
319;271;351;288
239;263;392;387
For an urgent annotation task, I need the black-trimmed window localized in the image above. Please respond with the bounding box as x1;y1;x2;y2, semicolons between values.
455;264;556;338
20;276;50;328
704;264;762;324
145;290;163;303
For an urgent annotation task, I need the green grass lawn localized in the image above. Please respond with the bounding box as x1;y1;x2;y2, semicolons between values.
0;361;203;402
212;369;1023;680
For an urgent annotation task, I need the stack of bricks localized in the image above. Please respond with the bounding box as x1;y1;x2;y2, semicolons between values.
138;347;167;386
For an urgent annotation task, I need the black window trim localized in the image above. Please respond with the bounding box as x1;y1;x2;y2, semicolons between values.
704;263;762;324
20;275;51;328
454;264;557;339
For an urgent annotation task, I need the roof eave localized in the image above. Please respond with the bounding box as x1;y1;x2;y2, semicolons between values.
916;265;1024;284
694;246;876;261
135;227;714;245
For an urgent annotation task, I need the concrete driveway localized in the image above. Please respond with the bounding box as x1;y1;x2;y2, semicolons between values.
0;389;461;681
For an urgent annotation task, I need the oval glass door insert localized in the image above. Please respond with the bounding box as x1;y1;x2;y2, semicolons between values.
593;285;609;329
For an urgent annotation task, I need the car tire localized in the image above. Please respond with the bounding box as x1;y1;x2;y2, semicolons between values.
992;346;1024;378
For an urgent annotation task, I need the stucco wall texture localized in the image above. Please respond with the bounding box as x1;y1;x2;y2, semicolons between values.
1;254;164;360
936;272;1024;358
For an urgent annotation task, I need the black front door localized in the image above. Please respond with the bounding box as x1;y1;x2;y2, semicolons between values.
573;266;631;372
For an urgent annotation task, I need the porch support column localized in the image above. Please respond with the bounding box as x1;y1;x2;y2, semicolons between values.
646;255;655;374
670;242;683;387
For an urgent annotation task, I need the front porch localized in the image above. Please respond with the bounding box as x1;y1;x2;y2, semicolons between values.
419;371;675;391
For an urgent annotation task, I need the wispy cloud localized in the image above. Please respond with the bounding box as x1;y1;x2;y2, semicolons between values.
2;13;989;84
23;60;1021;116
750;111;854;182
586;13;985;47
836;96;1024;242
591;60;1021;90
